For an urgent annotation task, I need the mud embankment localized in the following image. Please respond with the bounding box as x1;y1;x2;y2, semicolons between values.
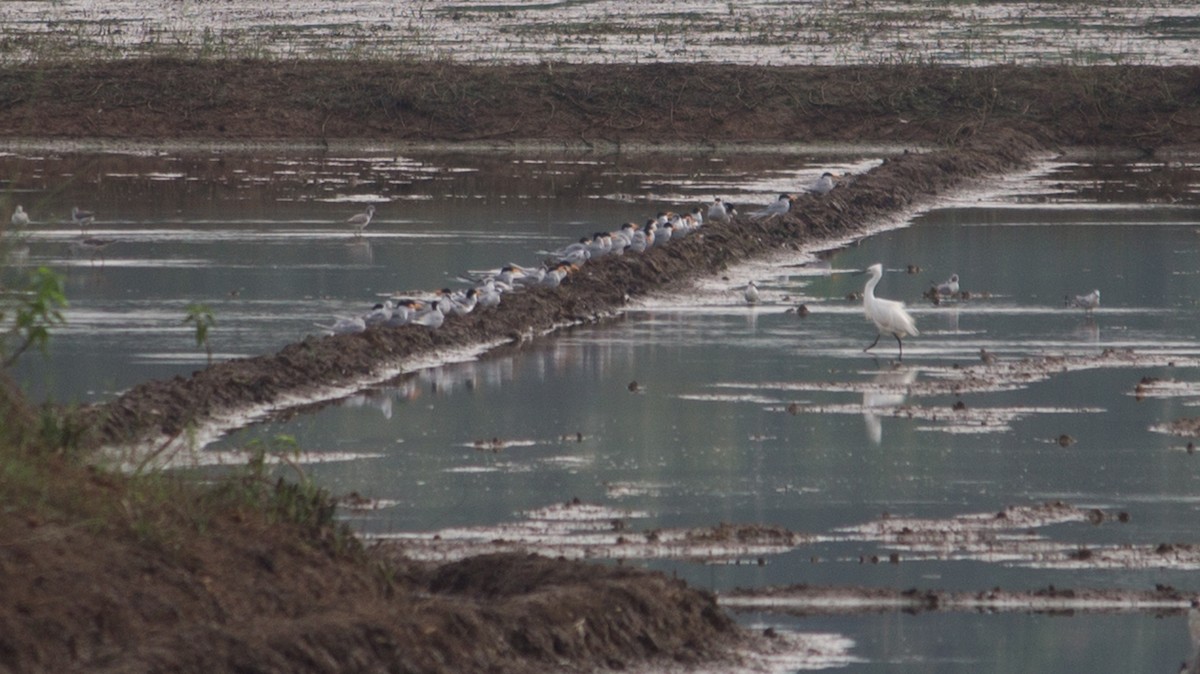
83;129;1046;451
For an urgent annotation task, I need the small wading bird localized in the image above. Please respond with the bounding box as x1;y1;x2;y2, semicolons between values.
1067;289;1100;312
71;236;116;264
744;280;760;304
11;205;30;228
935;273;960;296
749;193;794;221
861;263;919;361
71;206;95;232
346;204;375;237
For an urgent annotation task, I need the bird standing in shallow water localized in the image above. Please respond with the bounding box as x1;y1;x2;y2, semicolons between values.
861;263;919;360
71;207;95;232
1067;289;1100;312
346;205;375;237
936;273;960;297
744;281;760;304
11;205;30;228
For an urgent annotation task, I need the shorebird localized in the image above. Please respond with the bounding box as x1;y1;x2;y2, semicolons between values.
410;301;445;329
708;198;732;224
71;236;115;264
346;205;375;237
1067;289;1100;312
861;263;919;361
71;207;95;232
744;281;760;304
749;193;794;221
935;273;960;296
315;315;367;335
11;205;30;228
806;172;837;195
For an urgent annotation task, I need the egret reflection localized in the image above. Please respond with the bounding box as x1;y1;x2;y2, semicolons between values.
862;366;918;445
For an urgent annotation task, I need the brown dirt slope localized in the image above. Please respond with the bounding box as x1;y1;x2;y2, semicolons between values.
0;498;737;673
2;62;1200;147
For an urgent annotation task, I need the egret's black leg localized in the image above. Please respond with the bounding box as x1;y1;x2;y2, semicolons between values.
895;334;904;361
863;334;881;352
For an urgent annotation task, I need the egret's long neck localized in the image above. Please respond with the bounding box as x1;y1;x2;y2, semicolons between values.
864;269;882;301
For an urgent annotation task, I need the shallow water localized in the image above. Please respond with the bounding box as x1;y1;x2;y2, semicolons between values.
6;147;1200;671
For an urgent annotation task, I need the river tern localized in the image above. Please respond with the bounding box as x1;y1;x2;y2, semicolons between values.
411;301;445;328
806;172;837;195
708;198;733;224
316;315;367;335
750;193;794;220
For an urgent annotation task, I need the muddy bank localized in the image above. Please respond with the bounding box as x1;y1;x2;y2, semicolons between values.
3;63;1200;148
0;505;741;673
84;129;1045;451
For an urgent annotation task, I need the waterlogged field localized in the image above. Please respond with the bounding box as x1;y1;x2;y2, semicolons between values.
6;146;1200;670
1;1;1197;66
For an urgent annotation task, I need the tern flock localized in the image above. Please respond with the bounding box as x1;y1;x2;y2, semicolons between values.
321;171;853;335
316;200;723;335
6;167;1103;356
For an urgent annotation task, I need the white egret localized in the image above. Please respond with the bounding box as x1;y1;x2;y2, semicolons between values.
861;263;919;360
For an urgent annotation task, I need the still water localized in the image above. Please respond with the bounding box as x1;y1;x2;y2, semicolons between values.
5;147;1200;671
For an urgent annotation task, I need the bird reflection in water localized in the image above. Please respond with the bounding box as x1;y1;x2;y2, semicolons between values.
345;239;373;265
862;365;918;445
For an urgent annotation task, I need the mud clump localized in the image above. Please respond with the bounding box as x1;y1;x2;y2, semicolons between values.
0;509;740;673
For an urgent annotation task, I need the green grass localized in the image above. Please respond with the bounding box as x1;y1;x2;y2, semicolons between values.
0;375;362;559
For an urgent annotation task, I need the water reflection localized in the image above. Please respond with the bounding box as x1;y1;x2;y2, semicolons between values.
861;366;917;445
1187;609;1200;674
